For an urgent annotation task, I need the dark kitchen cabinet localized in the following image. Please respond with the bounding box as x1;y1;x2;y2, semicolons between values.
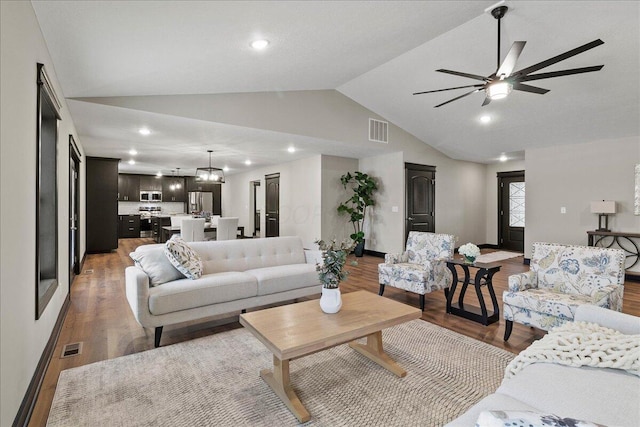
87;157;119;252
151;216;171;243
162;177;186;202
186;176;218;192
118;174;140;201
139;175;162;192
118;214;140;238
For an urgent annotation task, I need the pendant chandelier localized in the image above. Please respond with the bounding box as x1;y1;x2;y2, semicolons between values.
195;150;225;183
169;168;182;190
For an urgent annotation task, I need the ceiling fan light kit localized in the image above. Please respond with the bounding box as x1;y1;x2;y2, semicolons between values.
413;5;605;108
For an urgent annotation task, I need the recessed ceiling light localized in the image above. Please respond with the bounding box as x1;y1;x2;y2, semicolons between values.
480;115;491;124
139;127;151;136
499;154;508;162
250;39;269;50
223;166;229;172
244;160;252;166
156;171;162;177
288;147;296;153
129;149;138;155
128;159;136;165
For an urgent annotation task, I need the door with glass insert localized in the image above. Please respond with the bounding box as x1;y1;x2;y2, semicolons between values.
498;171;525;252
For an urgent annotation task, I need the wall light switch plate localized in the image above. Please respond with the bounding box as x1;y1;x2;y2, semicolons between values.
560;207;567;214
391;206;399;213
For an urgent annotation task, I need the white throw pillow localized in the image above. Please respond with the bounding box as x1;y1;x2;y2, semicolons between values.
163;235;203;280
130;247;184;286
476;410;605;427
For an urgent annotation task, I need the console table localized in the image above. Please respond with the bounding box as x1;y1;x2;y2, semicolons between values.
587;231;640;271
445;259;501;325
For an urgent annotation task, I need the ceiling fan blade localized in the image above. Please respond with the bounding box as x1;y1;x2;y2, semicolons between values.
413;84;484;95
434;89;482;108
519;65;604;82
513;39;604;77
512;82;550;94
436;69;489;82
481;96;491;107
496;41;526;77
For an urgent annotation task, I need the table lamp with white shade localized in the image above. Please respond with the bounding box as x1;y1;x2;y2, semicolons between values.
590;200;617;232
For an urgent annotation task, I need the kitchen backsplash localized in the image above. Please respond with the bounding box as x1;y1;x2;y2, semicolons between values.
118;202;186;215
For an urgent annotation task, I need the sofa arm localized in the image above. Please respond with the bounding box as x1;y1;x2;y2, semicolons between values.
591;284;624;312
304;249;324;265
125;266;152;327
384;252;408;264
574;304;640;335
507;270;537;292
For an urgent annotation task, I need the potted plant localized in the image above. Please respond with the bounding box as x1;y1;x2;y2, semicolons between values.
458;243;481;264
337;171;378;257
315;239;356;313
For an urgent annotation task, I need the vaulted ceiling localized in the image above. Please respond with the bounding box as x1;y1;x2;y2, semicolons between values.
31;1;639;175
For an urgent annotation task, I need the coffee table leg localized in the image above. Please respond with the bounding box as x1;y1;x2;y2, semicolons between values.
260;355;311;423
349;331;407;378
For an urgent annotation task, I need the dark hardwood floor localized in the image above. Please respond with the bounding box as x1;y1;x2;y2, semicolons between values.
28;238;640;426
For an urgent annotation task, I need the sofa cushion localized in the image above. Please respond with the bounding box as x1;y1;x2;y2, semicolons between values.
188;236;307;274
503;288;603;319
164;235;203;280
496;363;640;427
476;410;603;427
246;263;318;296
443;393;540;427
148;272;258;315
130;247;184;286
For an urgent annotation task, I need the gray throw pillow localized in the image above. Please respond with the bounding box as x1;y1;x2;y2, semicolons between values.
130;247;184;286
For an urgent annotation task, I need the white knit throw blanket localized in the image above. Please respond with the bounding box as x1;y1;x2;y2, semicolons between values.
505;321;640;379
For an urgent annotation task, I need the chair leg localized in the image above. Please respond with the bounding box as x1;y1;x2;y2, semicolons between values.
419;294;425;311
378;284;385;296
154;326;163;348
504;320;513;341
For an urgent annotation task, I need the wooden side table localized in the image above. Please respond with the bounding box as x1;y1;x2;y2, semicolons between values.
445;259;501;325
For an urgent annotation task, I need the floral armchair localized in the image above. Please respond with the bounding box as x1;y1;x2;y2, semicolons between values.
378;231;455;311
503;242;625;341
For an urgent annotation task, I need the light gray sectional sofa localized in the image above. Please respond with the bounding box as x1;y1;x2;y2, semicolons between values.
126;236;322;346
445;305;640;427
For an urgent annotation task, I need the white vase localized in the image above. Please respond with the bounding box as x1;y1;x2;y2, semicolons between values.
319;287;342;314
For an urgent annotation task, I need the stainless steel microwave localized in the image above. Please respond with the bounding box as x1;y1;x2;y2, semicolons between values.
140;191;162;202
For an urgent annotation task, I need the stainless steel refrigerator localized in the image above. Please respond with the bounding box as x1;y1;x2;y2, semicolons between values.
188;191;213;214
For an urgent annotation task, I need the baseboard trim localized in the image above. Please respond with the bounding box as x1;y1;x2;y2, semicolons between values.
626;273;640;283
364;249;385;258
13;295;70;427
79;252;87;273
478;244;500;249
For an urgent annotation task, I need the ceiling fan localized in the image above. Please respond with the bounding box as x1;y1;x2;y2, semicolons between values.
413;5;604;107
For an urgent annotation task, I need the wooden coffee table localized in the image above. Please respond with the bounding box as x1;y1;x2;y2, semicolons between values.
239;290;421;422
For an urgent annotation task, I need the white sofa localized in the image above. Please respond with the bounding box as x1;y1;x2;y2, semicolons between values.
126;236;322;346
445;305;640;426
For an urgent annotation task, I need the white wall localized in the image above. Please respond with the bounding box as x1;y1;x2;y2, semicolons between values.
222;156;322;248
525;137;640;272
485;160;526;245
320;155;359;243
0;2;85;425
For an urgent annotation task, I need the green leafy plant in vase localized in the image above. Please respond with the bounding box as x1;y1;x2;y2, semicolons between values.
337;171;378;257
315;239;356;313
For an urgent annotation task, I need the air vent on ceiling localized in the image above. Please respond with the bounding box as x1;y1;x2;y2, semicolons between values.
369;118;388;143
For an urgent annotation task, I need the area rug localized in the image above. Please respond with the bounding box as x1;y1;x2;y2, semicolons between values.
47;320;514;426
476;251;523;263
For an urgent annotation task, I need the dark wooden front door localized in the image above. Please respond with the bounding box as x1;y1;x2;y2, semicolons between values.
265;173;280;237
498;171;525;252
405;163;435;241
69;139;81;287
